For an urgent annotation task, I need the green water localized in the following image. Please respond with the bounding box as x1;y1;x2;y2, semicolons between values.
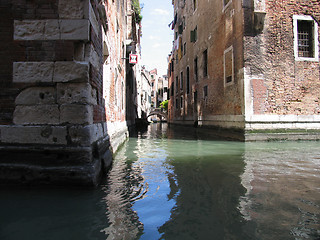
1;123;319;240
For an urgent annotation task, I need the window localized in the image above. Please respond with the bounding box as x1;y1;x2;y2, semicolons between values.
186;67;190;94
194;57;198;82
224;46;234;86
180;71;183;89
203;85;208;98
223;0;231;8
184;42;186;55
293;15;319;61
176;98;179;109
121;82;124;109
193;0;197;11
180;96;183;109
176;76;179;92
171;83;174;96
190;26;197;43
203;49;208;77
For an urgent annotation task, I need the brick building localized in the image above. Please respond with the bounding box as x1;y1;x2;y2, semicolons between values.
168;0;320;140
0;0;142;185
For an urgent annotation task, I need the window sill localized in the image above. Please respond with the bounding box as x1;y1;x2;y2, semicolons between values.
295;57;319;62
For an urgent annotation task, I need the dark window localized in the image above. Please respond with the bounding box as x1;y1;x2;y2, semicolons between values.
190;26;197;43
164;87;168;93
180;96;183;109
184;42;186;55
224;0;231;6
171;83;174;96
298;20;314;58
194;57;198;82
193;0;197;11
180;71;183;89
176;76;179;92
203;85;208;98
176;98;179;109
186;67;190;94
203;49;208;77
193;91;197;111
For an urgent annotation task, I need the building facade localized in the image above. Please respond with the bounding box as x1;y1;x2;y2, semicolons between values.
136;66;152;123
169;0;320;140
0;0;141;185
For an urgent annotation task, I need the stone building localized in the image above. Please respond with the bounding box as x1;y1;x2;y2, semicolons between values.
136;66;152;123
0;0;142;185
168;0;320;140
149;68;158;108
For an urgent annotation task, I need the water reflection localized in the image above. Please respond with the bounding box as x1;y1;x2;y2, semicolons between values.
1;123;319;240
105;123;320;240
239;142;320;240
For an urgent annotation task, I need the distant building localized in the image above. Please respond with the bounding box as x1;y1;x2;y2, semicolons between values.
149;68;158;108
168;0;320;140
136;66;152;122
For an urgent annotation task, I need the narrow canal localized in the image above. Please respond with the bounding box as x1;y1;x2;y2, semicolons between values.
1;123;319;240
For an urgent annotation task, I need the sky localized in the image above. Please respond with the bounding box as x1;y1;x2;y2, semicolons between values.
139;0;174;76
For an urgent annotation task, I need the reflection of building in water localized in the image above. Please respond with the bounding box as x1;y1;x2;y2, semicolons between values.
101;142;146;240
159;141;249;239
239;142;320;239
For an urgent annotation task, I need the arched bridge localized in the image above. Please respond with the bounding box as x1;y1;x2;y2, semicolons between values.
147;108;167;121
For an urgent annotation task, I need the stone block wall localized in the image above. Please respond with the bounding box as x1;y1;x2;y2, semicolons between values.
0;0;112;186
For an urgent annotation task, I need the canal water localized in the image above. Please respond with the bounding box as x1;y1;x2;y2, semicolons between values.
0;123;319;240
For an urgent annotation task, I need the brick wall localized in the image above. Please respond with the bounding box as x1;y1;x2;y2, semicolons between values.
245;0;320;116
170;0;245;126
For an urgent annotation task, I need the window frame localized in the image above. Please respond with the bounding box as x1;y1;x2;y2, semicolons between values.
203;49;208;78
224;45;234;87
194;57;198;82
186;66;190;94
222;0;232;12
203;85;208;99
293;15;319;62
